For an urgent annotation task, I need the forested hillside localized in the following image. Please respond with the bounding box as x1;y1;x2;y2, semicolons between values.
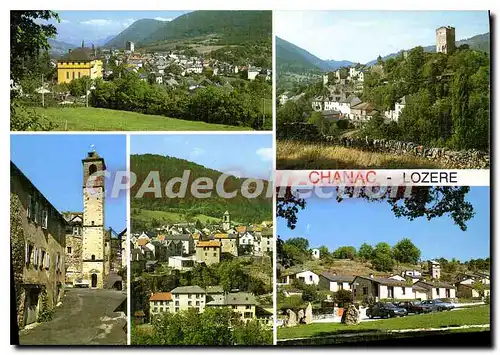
361;46;489;150
130;154;272;223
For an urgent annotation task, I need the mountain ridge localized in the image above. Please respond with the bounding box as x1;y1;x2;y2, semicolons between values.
277;32;490;74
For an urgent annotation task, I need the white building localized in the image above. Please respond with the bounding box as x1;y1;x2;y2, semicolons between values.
279;270;320;285
247;67;261;81
168;256;195;271
279;92;290;106
311;248;320;259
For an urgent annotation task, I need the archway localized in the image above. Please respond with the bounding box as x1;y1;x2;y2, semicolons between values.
91;273;98;288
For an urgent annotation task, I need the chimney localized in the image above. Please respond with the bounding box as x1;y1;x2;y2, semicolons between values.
369;273;374;279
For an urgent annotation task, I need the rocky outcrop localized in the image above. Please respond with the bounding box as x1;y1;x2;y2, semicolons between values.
341;304;360;325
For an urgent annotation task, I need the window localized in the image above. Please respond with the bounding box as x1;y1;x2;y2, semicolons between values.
42;207;48;229
196;294;200;299
436;288;440;296
67;247;72;254
34;200;39;224
309;275;313;281
188;301;192;306
66;72;69;79
196;301;200;306
196;307;200;312
27;194;32;218
175;301;179;306
245;305;251;309
244;312;252;319
188;294;192;299
91;221;95;226
25;242;32;265
40;250;46;270
402;287;406;295
175;307;179;313
45;253;50;269
446;289;450;298
362;287;368;295
91;254;95;260
72;72;75;79
153;307;158;312
78;72;81;78
205;252;207;256
89;164;97;176
339;283;344;290
213;253;216;257
232;305;237;309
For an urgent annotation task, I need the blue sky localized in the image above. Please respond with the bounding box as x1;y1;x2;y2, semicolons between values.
275;11;490;63
278;187;490;261
11;135;127;232
131;134;273;180
49;11;189;45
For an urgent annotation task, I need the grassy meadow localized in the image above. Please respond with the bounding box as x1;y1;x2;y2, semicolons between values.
32;107;252;131
277;140;444;169
278;306;490;340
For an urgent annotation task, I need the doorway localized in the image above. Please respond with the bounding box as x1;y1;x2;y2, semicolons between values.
23;288;40;325
91;274;98;288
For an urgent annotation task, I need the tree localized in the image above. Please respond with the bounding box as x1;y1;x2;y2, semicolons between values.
332;246;357;260
10;11;59;82
371;252;394;272
334;289;353;305
285;237;309;252
232;320;272;345
301;283;318;302
358;243;374;261
392;238;421;264
371;242;394;272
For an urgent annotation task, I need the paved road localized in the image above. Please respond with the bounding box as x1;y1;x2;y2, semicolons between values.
19;288;127;345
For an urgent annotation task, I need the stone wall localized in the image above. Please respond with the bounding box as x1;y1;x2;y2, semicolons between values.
278;123;490;169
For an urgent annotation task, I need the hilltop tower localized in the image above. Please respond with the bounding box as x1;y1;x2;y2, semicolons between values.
222;210;231;231
436;26;456;54
81;147;107;288
428;260;441;280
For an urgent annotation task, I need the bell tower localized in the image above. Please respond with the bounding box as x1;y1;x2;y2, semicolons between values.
222;210;231;231
81;146;106;288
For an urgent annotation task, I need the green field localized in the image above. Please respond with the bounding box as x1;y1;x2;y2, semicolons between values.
131;208;222;225
32;107;252;131
278;306;490;340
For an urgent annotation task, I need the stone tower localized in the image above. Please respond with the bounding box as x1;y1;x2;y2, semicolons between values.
222;210;231;231
436;26;456;54
428;260;441;280
81;148;106;288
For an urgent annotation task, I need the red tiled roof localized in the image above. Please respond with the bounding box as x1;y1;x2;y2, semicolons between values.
149;292;172;301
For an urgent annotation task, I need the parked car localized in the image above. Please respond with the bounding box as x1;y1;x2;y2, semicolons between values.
367;302;408;319
396;301;433;314
421;299;455;311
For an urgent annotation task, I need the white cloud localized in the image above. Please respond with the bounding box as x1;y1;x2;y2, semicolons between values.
60;19;71;24
306;223;311;234
80;19;113;26
256;147;273;162
154;17;173;22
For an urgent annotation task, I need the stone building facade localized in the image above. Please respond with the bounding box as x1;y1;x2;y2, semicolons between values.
11;162;66;328
63;212;83;286
436;26;456;54
81;150;108;289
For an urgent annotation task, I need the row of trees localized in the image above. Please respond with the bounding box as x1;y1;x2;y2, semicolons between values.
280;236;421;272
87;72;271;129
132;308;272;345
